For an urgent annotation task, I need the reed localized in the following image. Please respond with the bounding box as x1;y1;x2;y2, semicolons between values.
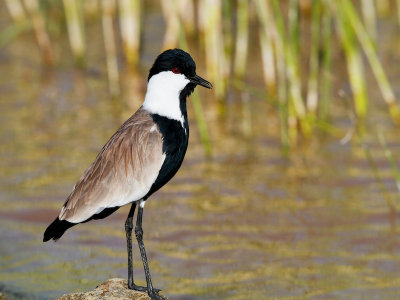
271;0;311;142
254;0;277;93
101;0;120;98
63;0;86;67
233;0;249;81
3;0;31;47
4;0;400;154
337;0;400;124
201;0;227;112
319;0;332;121
161;0;180;50
222;1;234;69
83;0;99;17
361;0;377;43
376;0;390;17
264;0;289;150
306;0;321;121
272;9;289;151
337;6;368;125
22;0;54;65
118;0;141;67
397;0;400;29
191;90;212;157
177;24;212;157
5;0;27;22
177;0;195;37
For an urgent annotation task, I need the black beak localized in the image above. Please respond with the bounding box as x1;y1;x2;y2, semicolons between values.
190;74;213;89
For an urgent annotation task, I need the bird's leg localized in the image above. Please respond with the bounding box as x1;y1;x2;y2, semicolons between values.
135;204;162;299
125;202;139;290
125;202;160;294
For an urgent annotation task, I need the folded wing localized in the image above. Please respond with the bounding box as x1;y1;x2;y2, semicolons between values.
59;109;165;223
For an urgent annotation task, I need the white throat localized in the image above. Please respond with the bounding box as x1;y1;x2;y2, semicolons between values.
142;71;190;127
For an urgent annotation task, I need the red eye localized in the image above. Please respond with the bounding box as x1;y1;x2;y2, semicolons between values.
172;67;180;74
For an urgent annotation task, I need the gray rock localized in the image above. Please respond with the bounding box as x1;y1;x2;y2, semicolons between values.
57;278;167;300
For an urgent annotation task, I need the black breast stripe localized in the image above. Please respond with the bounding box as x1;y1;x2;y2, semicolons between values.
146;113;189;198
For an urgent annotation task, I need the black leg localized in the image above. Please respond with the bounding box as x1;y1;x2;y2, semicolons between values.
125;202;139;290
135;204;162;299
125;202;160;294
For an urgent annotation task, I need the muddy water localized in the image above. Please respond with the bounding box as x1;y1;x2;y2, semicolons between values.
2;7;400;300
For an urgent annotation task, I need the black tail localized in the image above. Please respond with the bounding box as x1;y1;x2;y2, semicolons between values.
43;217;76;242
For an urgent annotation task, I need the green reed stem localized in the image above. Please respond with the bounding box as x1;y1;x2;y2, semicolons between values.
191;90;212;157
287;0;309;140
306;0;321;120
101;0;120;98
319;0;332;121
5;0;27;22
161;0;179;49
177;0;195;37
257;0;288;150
361;0;377;44
337;7;368;125
254;0;277;93
63;0;86;67
272;0;311;141
267;0;289;150
338;0;400;124
178;22;212;157
288;0;300;55
118;0;141;67
233;0;249;81
202;0;227;113
397;0;400;29
222;0;233;66
23;0;54;65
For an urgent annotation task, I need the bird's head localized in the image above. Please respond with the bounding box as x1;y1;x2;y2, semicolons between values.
147;49;212;98
143;49;212;123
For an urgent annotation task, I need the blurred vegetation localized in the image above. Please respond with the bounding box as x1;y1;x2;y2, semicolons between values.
2;0;400;152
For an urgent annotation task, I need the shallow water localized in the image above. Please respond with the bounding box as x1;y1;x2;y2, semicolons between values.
2;4;400;300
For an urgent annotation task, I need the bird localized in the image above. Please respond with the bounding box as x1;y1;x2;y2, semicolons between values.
43;48;212;300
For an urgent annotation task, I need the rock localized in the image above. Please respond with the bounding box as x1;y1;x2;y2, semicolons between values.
57;278;167;300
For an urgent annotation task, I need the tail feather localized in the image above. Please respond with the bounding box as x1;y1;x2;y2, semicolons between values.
43;217;76;242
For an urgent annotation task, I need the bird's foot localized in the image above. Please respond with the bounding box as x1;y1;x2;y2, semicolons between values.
127;282;161;293
148;292;166;300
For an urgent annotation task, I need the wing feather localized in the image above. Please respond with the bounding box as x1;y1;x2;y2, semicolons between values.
59;109;165;223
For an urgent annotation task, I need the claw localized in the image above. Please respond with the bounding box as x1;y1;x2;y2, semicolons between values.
127;283;161;293
149;293;166;300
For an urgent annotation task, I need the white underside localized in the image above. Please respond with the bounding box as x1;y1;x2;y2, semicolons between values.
142;71;189;128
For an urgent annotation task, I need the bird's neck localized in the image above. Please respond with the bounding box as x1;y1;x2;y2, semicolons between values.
142;72;191;128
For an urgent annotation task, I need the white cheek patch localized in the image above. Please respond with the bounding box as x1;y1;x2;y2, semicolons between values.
142;71;189;127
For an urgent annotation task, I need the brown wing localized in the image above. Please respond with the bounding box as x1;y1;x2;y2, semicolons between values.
59;108;165;223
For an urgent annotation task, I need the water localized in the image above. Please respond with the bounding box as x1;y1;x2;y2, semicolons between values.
2;4;400;300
